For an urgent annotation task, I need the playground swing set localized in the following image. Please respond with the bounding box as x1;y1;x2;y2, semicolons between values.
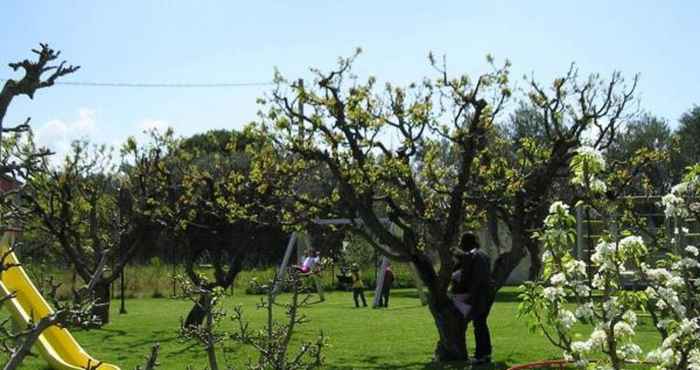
271;218;428;307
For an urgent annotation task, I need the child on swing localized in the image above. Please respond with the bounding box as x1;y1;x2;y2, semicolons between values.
295;248;321;274
293;248;325;301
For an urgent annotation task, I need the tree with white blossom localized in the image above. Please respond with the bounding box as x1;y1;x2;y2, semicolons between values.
519;144;700;370
644;164;700;370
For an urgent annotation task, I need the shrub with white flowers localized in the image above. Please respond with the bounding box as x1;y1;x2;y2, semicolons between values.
519;149;700;370
571;145;608;194
643;165;700;370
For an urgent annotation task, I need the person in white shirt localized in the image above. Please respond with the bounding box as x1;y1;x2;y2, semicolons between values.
294;249;325;301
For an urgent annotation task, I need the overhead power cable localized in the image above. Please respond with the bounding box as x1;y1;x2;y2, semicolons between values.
0;78;275;88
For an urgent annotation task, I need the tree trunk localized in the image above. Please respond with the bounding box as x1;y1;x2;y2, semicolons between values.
93;281;111;324
410;254;469;362
184;294;208;327
526;240;542;281
428;295;469;362
491;230;528;289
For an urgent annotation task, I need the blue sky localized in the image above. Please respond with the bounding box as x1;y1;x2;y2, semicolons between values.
2;1;699;158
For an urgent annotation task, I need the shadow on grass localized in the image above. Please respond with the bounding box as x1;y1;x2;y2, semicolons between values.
329;356;509;370
493;289;523;303
376;287;525;304
94;327;128;342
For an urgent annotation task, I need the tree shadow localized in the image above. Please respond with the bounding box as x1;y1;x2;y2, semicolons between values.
93;327;128;342
329;354;509;370
493;289;523;303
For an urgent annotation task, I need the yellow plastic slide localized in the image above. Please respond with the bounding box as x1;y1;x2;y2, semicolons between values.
0;231;120;370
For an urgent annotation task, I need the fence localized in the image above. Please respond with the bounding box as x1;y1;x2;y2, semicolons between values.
574;196;700;285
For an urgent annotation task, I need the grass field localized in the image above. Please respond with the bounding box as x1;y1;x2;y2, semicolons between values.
4;288;661;370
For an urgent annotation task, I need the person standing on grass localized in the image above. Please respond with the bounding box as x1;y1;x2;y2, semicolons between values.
350;263;367;308
379;262;394;308
456;232;496;365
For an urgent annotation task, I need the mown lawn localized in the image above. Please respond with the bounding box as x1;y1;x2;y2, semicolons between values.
5;288;661;369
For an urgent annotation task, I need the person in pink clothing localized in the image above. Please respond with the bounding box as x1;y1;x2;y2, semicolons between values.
293;249;325;301
295;249;321;274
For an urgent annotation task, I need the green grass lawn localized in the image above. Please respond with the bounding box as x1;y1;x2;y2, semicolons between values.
5;288;661;370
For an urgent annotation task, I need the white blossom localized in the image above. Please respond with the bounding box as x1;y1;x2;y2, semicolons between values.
592;272;607;289
543;286;565;302
550;272;566;286
618;235;646;255
589;328;607;347
679;318;699;335
564;259;587;276
644;267;673;283
541;250;552;261
613;321;635;337
573;282;591;296
680;257;700;269
575;303;595;320
689;349;700;370
671;182;689;195
570;340;593;354
662;193;687;218
574;146;606;170
686;245;699;257
622;310;637;327
668;275;684;289
590;178;607;193
558;309;577;330
617;343;642;360
548;201;570;215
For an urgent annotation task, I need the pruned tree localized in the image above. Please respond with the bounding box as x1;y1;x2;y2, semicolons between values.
1;44;78;222
231;270;326;370
122;128;288;327
0;44;79;145
22;140;161;323
477;65;639;287
256;50;511;362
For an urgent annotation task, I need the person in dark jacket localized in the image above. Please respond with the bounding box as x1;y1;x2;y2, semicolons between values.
455;232;496;365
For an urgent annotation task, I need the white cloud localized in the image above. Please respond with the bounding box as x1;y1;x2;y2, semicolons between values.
36;108;97;161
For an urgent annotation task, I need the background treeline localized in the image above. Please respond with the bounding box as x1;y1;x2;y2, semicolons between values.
14;104;700;300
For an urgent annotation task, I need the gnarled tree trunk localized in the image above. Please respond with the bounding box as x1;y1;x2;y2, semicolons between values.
429;295;468;361
184;294;209;328
93;281;111;324
411;254;469;362
491;214;528;289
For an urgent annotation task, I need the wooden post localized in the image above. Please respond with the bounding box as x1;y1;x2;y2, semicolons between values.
575;203;585;259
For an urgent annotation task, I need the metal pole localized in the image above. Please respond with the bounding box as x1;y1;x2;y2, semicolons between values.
272;233;298;296
373;256;389;308
119;268;126;314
